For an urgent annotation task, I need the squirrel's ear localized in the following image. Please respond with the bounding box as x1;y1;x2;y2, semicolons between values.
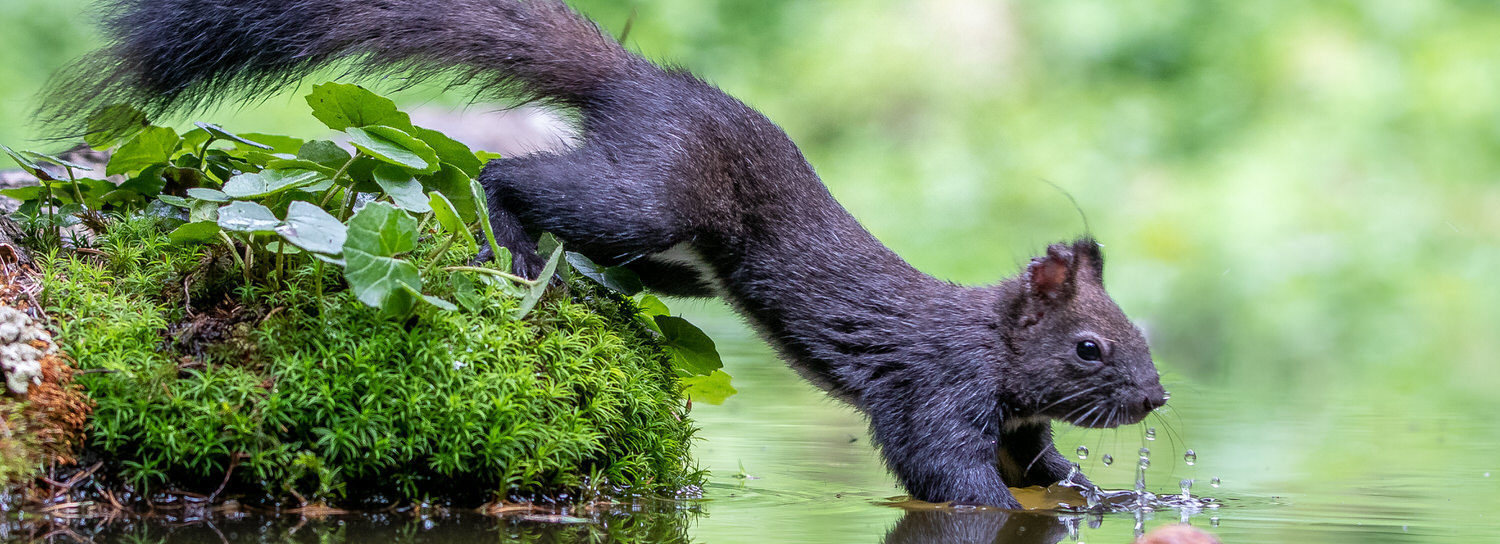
1026;243;1077;302
1071;238;1105;282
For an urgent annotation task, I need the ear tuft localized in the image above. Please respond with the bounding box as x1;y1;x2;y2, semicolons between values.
1026;244;1076;300
1071;237;1105;279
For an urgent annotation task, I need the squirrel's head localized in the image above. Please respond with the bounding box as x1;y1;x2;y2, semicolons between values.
1000;238;1166;428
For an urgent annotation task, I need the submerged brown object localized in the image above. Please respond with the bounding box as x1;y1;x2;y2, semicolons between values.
1135;524;1222;544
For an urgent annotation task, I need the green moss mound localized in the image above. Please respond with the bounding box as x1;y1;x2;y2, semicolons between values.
37;216;698;505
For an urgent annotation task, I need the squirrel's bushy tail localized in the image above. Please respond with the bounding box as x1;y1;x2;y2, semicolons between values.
40;0;634;135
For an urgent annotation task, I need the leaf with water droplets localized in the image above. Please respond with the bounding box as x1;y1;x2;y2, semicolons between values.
216;201;281;234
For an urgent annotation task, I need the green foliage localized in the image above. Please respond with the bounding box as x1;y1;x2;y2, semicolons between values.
3;83;731;397
0;81;737;506
37;217;701;502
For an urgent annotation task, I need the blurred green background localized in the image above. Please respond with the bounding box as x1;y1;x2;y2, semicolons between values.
3;0;1498;541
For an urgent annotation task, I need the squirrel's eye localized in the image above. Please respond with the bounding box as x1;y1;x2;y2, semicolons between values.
1076;340;1103;362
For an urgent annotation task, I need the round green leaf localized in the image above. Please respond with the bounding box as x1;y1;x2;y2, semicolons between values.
681;370;737;405
106;126;179;176
567;252;645;295
345;201;417;257
419;165;477;222
655;315;724;376
345;126;439;174
185;188;230;203
157;195;194;209
168;221;221;244
264;241;303;255
222;169;324;199
217;201;282;233
428;191;475;247
409;125;483;177
297;140;352;168
305;82;413;131
276;201;347;255
194;122;273;150
21;150;93;172
373;164;432;213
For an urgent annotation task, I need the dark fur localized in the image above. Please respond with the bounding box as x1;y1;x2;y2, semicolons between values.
43;0;1167;508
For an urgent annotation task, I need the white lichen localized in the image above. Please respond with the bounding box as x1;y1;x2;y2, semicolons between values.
0;306;53;395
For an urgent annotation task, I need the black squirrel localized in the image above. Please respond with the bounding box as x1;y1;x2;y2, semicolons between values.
41;0;1168;508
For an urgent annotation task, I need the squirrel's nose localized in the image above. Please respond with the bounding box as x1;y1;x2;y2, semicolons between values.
1142;387;1168;412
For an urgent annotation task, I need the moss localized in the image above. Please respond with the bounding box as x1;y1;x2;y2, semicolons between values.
36;215;698;505
0;301;91;489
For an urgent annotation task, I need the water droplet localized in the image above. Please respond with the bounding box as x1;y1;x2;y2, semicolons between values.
1184;449;1197;465
1076;446;1089;460
1102;454;1114;466
1139;447;1150;457
1138;456;1150;470
1210;516;1220;527
1210;477;1221;488
1145;427;1157;441
1180;478;1193;499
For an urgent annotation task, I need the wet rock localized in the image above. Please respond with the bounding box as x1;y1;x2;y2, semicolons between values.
0;306;53;395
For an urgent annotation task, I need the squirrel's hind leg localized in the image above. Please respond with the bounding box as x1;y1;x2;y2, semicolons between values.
477;150;688;280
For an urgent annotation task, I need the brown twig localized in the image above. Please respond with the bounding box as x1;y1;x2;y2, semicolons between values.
208;452;244;502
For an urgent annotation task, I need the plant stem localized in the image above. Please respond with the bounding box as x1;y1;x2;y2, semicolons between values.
245;234;255;285
219;231;249;284
275;240;286;287
421;233;459;278
315;260;325;318
443;266;535;286
65;167;86;211
197;136;217;171
320;152;362;209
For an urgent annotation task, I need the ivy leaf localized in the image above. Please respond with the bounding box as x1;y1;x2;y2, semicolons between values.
0;186;45;201
157;195;193;209
276;201;346;255
655;315;723;376
194;122;273;150
221;169;324;199
235;133;306;155
449;272;482;313
513;241;565;321
1;144;47;177
344;201;416;256
428;191;475;247
264;158;337;177
634;294;671;333
21;151;93;172
305;82;413;131
168;221;221;244
373;164;432;213
107;126;179;176
117;165;168;197
216;201;281;233
185;188;230;202
681;370;736;405
298;140;352;169
409;125;483;177
264;241;303;254
567;252;644;296
346;126;439;174
419;165;477;222
189;200;221;223
343;202;423;316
